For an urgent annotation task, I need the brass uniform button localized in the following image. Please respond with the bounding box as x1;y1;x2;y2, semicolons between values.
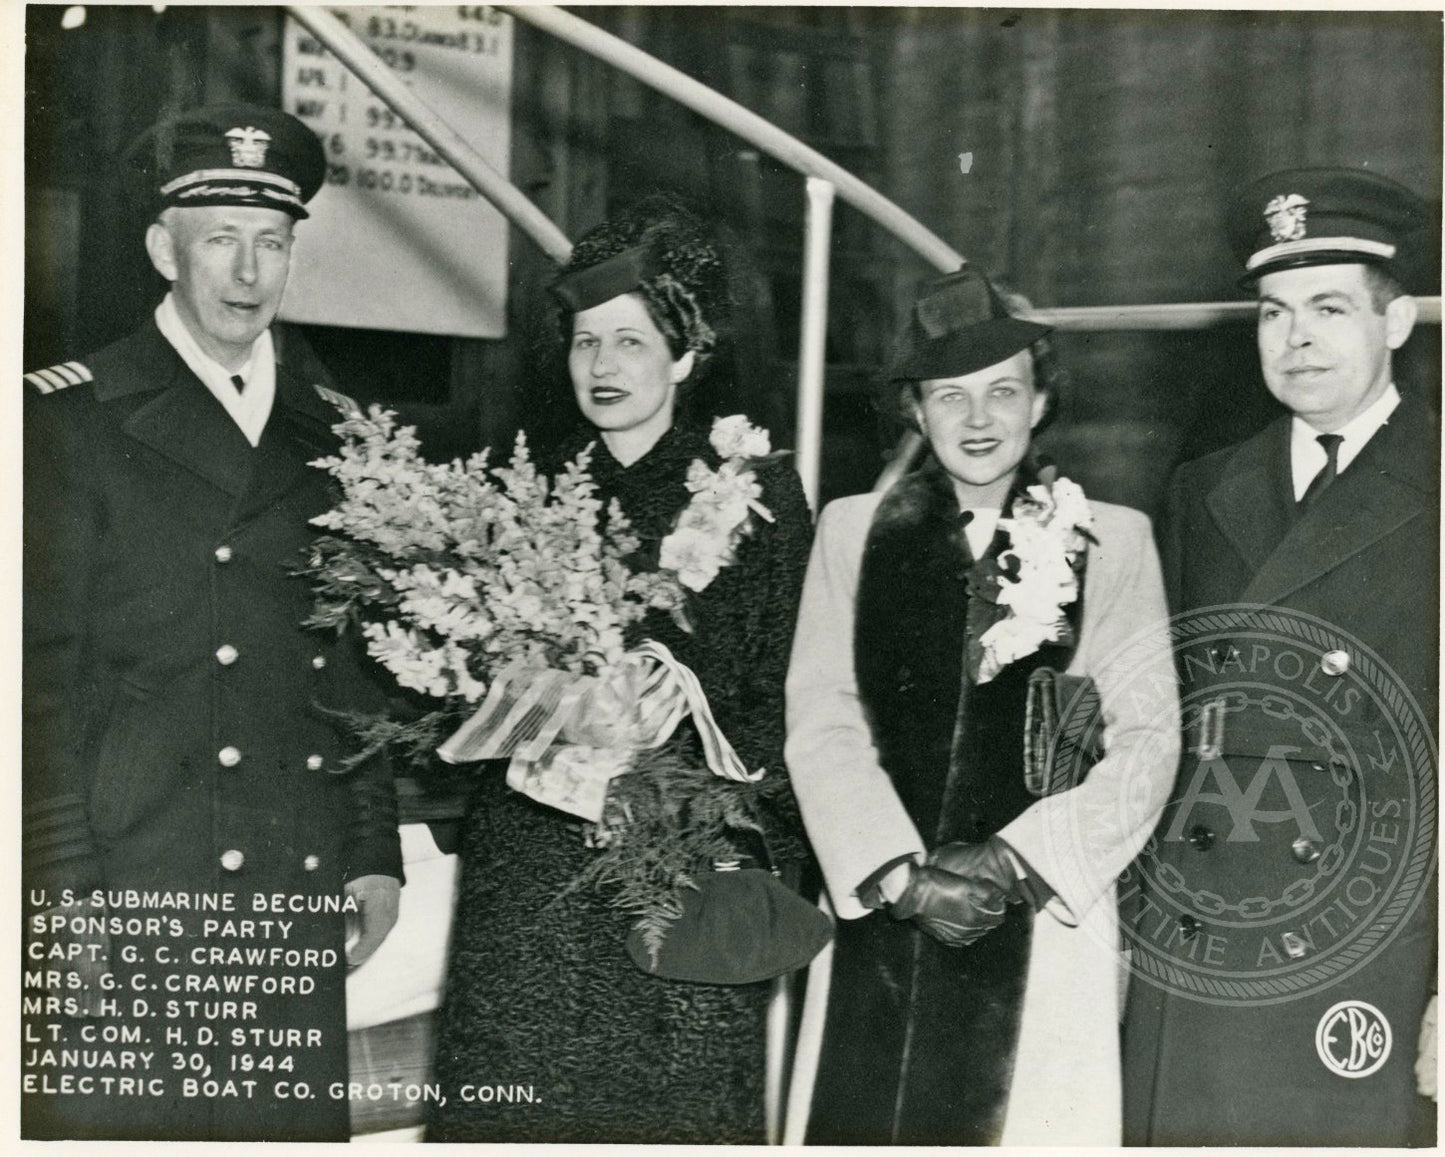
218;746;242;768
220;849;245;872
214;545;233;563
215;644;239;666
1320;650;1350;677
1292;837;1321;864
1187;824;1216;852
306;754;324;771
303;855;321;872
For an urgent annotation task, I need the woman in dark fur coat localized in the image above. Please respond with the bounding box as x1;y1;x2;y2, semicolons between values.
783;269;1180;1144
426;196;813;1143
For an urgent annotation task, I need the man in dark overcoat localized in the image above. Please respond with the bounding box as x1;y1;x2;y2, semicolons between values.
22;105;402;1141
1123;168;1438;1145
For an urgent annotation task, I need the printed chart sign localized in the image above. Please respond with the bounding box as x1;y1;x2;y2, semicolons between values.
280;6;513;338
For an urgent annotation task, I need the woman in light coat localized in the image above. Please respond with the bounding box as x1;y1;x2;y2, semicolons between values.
783;268;1180;1145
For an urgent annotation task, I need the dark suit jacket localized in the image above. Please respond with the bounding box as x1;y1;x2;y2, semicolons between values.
1123;390;1439;1146
22;320;402;1140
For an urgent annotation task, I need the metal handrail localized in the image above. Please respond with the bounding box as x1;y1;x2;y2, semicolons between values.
1028;299;1442;328
795;180;836;510
501;5;966;276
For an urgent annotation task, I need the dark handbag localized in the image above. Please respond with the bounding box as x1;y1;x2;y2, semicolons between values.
1024;667;1106;797
625;858;833;985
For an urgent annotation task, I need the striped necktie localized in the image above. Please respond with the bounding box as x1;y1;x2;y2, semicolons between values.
1298;433;1344;509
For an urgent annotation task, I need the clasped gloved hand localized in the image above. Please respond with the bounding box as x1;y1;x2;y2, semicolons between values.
927;835;1055;910
887;864;1008;947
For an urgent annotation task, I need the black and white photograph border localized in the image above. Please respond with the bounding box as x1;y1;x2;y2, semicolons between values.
9;0;1443;1150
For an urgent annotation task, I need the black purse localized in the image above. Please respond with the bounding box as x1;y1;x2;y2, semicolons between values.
625;851;833;985
1024;667;1105;797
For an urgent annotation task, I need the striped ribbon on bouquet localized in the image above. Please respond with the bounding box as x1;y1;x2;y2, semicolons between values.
435;641;761;821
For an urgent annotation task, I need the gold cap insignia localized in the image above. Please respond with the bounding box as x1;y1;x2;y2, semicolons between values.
1264;193;1310;243
225;126;272;169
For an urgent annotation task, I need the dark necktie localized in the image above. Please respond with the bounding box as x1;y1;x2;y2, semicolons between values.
1299;433;1344;509
231;374;246;395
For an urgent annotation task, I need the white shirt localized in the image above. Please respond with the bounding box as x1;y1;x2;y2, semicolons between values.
154;294;276;447
1289;383;1400;501
962;507;1001;559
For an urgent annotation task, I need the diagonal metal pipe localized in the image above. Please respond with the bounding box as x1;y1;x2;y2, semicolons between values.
285;5;573;266
501;4;966;276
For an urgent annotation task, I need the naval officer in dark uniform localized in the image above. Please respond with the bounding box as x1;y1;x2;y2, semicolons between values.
22;105;402;1141
1122;169;1438;1145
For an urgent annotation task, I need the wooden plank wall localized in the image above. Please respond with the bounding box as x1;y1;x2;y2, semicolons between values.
23;6;1441;512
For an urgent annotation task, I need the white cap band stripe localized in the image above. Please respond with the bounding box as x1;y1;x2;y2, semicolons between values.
1247;236;1397;271
64;361;93;383
174;182;303;208
160;167;302;198
34;367;69;392
24;371;56;394
51;364;82;387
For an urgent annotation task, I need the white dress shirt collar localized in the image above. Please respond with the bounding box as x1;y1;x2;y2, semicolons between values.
154;293;276;447
1289;383;1400;502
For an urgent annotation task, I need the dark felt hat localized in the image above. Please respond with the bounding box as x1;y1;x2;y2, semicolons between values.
127;103;326;220
549;244;661;312
885;268;1052;382
1231;167;1427;284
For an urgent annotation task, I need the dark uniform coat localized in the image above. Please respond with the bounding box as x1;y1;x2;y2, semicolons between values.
22;319;402;1141
1123;391;1439;1146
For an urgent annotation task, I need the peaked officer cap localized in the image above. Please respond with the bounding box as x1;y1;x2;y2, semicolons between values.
126;103;326;220
1231;167;1427;285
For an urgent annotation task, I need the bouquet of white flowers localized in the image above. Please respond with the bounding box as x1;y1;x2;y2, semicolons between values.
303;406;686;707
974;471;1095;683
302;407;789;959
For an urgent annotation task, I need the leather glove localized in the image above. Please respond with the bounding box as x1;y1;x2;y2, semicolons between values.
928;836;1055;910
888;864;1008;947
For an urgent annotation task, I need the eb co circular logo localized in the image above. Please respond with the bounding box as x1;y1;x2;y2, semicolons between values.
1315;1000;1392;1078
1046;604;1437;1008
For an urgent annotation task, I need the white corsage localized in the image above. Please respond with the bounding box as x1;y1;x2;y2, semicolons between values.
977;475;1093;683
658;415;776;592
